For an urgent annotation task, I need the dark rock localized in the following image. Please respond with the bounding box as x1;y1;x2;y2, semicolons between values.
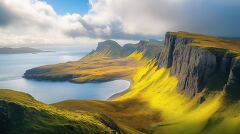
157;32;178;68
171;45;217;97
156;32;240;98
157;32;217;97
220;55;234;74
224;60;240;100
197;96;206;104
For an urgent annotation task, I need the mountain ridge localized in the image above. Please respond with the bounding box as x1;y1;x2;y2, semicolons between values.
87;39;163;58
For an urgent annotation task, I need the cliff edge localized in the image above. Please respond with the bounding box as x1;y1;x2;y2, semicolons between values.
157;32;240;99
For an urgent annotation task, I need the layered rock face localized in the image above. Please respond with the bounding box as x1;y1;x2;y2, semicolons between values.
157;32;240;98
171;45;217;97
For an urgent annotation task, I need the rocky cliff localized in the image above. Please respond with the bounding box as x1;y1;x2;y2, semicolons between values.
135;40;163;58
157;32;240;99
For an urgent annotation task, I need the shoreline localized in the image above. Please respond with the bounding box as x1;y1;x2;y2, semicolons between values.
21;76;132;102
107;78;133;100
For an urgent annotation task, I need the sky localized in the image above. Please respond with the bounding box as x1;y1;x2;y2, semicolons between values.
45;0;89;15
0;0;240;46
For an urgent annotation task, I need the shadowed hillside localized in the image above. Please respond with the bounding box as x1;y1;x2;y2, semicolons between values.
0;89;122;134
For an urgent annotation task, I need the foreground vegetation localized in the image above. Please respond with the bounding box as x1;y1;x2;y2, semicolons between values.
0;89;122;134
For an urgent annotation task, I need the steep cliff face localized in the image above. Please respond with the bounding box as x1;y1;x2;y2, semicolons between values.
157;32;240;98
171;44;217;97
224;60;240;99
158;33;179;68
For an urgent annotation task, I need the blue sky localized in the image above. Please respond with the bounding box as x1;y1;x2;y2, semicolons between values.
45;0;89;15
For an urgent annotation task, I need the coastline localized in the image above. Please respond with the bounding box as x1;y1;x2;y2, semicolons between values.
23;75;132;101
107;78;133;100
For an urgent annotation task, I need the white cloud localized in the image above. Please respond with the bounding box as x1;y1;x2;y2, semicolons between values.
0;0;240;46
0;0;92;46
84;0;240;37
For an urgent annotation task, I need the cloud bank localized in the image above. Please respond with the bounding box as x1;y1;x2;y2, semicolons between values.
0;0;240;46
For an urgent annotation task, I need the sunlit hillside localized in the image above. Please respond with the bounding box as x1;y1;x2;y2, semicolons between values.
0;89;122;134
52;32;240;134
54;54;240;134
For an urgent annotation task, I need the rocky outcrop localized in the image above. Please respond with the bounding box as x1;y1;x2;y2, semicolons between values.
88;40;123;57
122;44;138;56
136;40;163;59
157;32;239;98
170;45;217;97
89;39;163;59
158;33;179;68
224;60;240;99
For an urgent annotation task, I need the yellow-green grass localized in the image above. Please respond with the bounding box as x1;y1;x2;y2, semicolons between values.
171;31;240;59
26;56;142;83
16;32;240;133
53;99;161;134
0;89;122;134
53;60;240;134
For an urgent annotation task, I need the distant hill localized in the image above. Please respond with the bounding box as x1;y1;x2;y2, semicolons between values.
87;39;164;58
0;47;47;54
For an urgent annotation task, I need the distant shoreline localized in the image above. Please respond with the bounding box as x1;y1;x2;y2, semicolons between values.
0;47;51;54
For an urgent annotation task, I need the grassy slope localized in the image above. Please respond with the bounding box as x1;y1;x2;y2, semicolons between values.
53;33;240;134
25;55;141;83
170;31;240;59
0;89;122;134
53;62;240;134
